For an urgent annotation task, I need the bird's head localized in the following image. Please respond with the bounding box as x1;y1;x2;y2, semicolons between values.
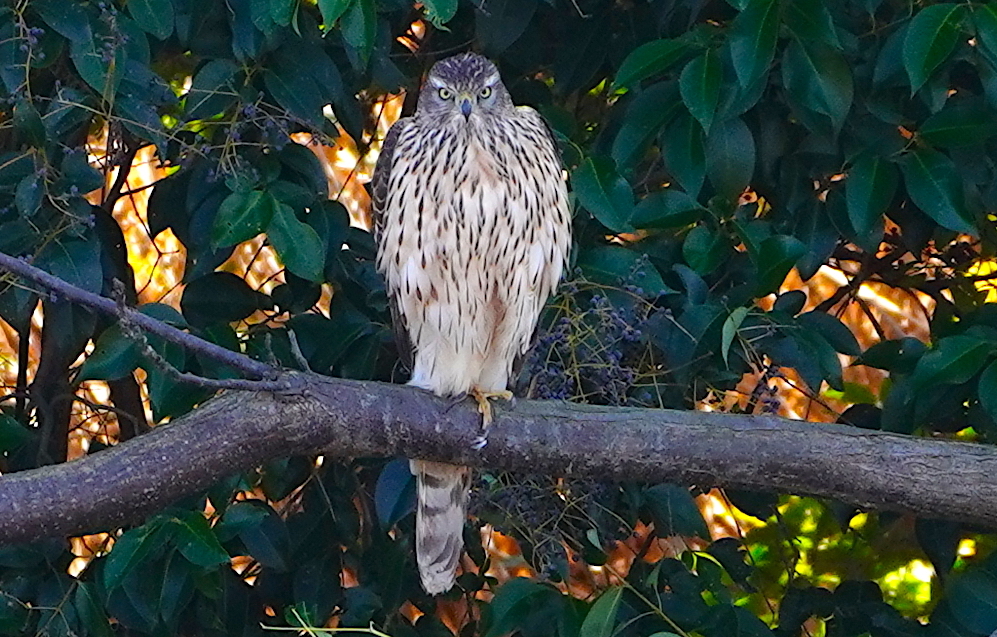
418;52;511;121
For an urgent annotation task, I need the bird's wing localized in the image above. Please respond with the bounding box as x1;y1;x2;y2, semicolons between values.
518;105;570;180
510;106;574;389
372;117;415;373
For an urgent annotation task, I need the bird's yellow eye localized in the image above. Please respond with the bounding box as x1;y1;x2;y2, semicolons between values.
479;87;492;98
438;88;452;100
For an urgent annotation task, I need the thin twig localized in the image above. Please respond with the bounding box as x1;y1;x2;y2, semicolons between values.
108;279;295;392
287;328;312;372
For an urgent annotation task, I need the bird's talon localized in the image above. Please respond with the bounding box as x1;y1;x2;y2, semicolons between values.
469;387;513;448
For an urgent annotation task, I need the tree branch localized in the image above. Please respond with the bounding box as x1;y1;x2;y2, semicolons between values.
0;371;994;543
0;251;281;385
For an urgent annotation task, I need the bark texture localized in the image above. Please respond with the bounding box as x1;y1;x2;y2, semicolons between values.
0;371;994;543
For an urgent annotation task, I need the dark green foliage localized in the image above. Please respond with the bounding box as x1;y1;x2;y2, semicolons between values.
2;0;997;634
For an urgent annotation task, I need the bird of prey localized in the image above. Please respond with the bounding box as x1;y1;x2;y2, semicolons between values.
371;52;572;595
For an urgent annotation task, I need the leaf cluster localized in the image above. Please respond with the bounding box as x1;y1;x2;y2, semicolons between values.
3;0;997;635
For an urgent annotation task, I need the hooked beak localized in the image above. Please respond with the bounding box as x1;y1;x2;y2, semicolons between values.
459;95;472;118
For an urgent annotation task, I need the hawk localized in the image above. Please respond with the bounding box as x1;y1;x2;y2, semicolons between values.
372;52;571;595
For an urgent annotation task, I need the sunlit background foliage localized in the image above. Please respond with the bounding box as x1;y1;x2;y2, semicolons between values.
2;0;997;634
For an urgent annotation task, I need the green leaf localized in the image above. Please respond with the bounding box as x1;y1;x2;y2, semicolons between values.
140;302;188;327
683;225;728;275
856;337;926;373
271;0;297;26
572;157;634;233
264;68;327;131
728;0;779;87
33;0;93;42
180;272;263;326
223;501;290;571
903;4;965;93
898;148;975;235
630;189;705;229
732;217;771;260
643;483;709;538
796;202;840;277
77;325;142;382
103;523;162;590
911;335;994;391
280;142;333;198
60;150;104;195
185;60;240;121
115;95;168;153
975;4;997;65
846;155;898;237
0;414;30;454
484;578;550;637
13;99;46;147
773;290;806;315
753;235;805;295
783;0;840;48
35;238;103;294
793;330;843;390
722;306;749;366
143;339;192;421
781;39;853;132
229;0;262;60
577;246;675;297
215;500;269;540
212;190;276;248
946;569;997;634
612;81;681;168
662;114;707;198
0;152;34;187
293;555;342;625
70;31;124;101
797;311;861;356
44;86;94;140
171;512;229;568
74;582;113;637
340;0;375;65
475;0;537;55
267;202;326;282
680;49;722;134
128;0;174;40
264;43;342;131
249;0;277;34
14;173;43;217
0;23;28;95
318;0;352;27
706;116;755;199
580;587;624;637
915;518;959;581
374;459;415;530
158;549;194;627
920;99;997;148
614;38;689;90
422;0;458;27
979;360;997;425
80;313;175;392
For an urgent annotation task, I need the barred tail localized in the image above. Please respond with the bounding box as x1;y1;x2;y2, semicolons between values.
411;459;469;595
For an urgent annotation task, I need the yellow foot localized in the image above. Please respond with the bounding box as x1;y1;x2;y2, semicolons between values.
470;387;513;449
471;387;513;425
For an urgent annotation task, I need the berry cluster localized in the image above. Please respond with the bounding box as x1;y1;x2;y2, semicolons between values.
470;474;630;578
522;284;649;407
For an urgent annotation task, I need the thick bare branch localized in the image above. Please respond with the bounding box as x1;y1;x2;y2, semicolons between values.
0;371;994;543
